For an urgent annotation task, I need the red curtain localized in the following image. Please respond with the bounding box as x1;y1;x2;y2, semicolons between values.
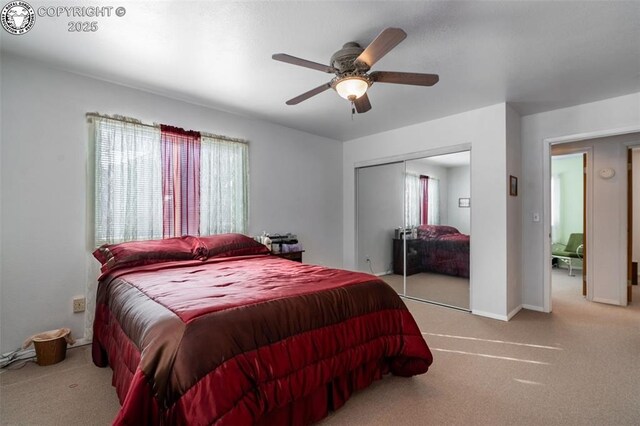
161;125;201;238
420;175;429;225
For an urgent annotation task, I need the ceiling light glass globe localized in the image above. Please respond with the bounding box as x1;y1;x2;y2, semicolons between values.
335;77;369;100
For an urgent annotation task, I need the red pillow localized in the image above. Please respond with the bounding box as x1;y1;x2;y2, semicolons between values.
417;225;460;239
196;233;270;258
93;236;204;273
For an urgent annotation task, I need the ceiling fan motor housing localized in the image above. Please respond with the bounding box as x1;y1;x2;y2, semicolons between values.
330;42;369;74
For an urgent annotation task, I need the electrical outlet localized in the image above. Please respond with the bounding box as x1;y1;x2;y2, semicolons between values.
73;297;86;313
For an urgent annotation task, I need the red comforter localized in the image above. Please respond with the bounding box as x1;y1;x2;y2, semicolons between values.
92;255;432;425
417;225;470;278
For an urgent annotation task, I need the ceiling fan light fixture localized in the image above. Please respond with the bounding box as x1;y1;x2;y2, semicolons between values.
334;76;369;101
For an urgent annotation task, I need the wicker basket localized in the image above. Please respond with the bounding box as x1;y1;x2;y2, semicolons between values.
33;336;67;366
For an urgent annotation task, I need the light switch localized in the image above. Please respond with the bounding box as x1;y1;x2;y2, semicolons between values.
533;213;540;222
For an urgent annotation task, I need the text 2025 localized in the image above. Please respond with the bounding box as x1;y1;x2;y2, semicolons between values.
68;21;98;32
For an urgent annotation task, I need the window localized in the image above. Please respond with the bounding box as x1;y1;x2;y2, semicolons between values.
91;115;248;246
551;174;561;243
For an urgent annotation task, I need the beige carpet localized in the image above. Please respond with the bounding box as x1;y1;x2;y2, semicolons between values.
2;270;639;425
382;272;470;310
0;344;119;425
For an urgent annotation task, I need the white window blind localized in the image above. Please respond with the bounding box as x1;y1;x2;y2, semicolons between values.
93;117;163;245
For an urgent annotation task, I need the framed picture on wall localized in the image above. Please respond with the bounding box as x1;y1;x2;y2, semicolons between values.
458;198;470;208
509;175;518;196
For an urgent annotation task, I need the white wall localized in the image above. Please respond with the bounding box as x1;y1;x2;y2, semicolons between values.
446;165;471;234
521;93;640;310
633;149;640;266
0;54;343;353
506;105;522;317
356;163;404;274
343;103;511;320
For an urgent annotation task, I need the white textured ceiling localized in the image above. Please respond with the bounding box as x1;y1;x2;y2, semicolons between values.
2;1;639;141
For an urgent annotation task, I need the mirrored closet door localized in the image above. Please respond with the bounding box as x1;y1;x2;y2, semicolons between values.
356;162;406;295
402;152;471;310
355;150;471;310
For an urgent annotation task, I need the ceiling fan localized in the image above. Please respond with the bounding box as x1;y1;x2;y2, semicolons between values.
272;28;439;114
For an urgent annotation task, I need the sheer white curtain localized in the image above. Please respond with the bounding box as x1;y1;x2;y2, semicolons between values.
93;117;162;246
89;117;162;340
428;178;440;225
404;173;421;227
200;136;248;234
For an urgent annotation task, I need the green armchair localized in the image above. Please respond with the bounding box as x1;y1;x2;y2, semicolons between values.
552;233;584;276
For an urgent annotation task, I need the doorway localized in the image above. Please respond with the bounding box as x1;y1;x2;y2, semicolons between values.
550;150;587;301
543;132;640;311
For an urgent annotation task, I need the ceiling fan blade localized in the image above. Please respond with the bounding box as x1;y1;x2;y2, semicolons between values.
370;71;439;86
272;53;337;73
356;28;407;68
285;82;332;105
354;93;372;113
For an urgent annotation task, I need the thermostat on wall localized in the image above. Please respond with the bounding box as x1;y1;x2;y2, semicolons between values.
598;168;615;179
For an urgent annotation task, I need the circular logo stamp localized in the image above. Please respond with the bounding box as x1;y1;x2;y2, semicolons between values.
1;1;35;35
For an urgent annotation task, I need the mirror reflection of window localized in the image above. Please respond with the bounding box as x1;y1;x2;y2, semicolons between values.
405;173;440;227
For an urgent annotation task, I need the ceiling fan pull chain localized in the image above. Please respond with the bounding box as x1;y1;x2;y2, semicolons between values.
351;101;355;120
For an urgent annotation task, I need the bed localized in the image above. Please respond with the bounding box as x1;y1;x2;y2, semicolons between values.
417;225;470;278
92;233;433;425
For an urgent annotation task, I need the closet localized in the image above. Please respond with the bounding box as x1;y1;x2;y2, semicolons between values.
356;151;471;310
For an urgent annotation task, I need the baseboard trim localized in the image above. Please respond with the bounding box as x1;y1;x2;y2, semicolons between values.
71;337;92;347
374;270;393;277
507;305;523;320
473;306;522;321
522;304;546;312
471;309;508;321
1;336;91;368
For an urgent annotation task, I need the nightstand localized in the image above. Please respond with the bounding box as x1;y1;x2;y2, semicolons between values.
393;238;421;275
272;251;304;263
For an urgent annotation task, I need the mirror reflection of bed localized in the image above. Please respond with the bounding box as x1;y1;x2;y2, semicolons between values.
355;150;470;311
384;224;470;310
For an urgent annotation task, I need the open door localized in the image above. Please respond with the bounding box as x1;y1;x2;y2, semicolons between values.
582;153;587;296
628;149;633;304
